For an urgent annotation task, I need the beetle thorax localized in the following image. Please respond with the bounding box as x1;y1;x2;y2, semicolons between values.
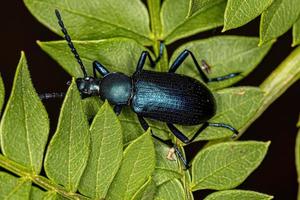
100;72;132;105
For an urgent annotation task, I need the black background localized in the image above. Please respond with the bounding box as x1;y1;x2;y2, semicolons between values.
0;1;299;199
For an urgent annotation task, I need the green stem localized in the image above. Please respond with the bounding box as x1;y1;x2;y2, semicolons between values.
0;154;88;200
238;46;300;135
147;0;162;39
147;0;168;71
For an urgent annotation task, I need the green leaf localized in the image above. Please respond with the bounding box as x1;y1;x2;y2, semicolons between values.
223;0;273;31
118;107;170;146
191;141;270;191
170;36;273;90
106;130;155;200
0;74;4;114
260;0;300;45
118;107;145;145
30;187;45;200
152;140;183;185
153;169;182;186
38;38;152;77
203;190;273;200
44;80;90;192
78;101;123;199
293;17;300;46
0;172;31;199
189;0;223;16
0;52;49;174
161;0;227;44
23;0;152;45
82;97;102;121
154;179;185;200
131;177;156;200
30;187;57;200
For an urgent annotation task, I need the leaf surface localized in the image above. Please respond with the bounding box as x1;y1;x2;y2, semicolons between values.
260;0;300;45
154;179;185;200
78;101;123;199
293;17;300;46
0;74;4;114
203;190;273;200
44;81;90;192
38;38;151;77
191;141;270;191
0;172;31;200
161;0;227;44
106;130;155;200
0;52;49;174
170;36;273;90
30;187;57;200
223;0;273;31
131;177;156;200
24;0;152;44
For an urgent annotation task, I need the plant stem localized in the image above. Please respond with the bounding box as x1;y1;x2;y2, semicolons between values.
147;0;162;39
238;46;300;136
147;0;169;71
0;154;88;200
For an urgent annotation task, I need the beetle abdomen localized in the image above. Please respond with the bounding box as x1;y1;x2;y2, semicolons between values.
131;71;216;125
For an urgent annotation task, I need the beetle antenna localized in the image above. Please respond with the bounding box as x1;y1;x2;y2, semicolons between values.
55;9;88;77
39;92;65;100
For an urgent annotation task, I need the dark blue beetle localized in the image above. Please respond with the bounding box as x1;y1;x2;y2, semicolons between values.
53;10;239;168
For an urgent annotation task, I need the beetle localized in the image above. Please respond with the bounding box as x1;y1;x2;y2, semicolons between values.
53;10;239;168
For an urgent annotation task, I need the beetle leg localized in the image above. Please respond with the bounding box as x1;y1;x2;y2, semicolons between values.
113;105;122;116
167;123;210;144
168;122;238;144
135;51;156;73
138;116;172;146
169;50;240;83
93;60;110;77
137;116;190;169
208;122;239;138
135;43;164;72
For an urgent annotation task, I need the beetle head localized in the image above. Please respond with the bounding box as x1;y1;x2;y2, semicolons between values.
76;76;100;98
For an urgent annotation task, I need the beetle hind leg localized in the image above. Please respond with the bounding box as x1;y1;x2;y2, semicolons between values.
167;122;238;144
137;116;190;169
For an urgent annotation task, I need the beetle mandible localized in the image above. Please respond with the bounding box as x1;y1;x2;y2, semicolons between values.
53;10;239;168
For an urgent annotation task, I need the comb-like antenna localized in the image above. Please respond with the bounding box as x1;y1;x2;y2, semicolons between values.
55;9;88;77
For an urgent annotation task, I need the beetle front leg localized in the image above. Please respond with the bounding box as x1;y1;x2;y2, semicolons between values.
113;105;122;116
169;50;240;83
93;60;110;77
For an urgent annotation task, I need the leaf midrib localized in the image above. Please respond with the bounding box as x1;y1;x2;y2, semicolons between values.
20;72;34;174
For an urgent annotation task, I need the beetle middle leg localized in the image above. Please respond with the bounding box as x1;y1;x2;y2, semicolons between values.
169;50;240;83
167;122;238;144
137;116;189;168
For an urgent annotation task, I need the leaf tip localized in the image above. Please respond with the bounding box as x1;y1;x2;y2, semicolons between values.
36;40;42;46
